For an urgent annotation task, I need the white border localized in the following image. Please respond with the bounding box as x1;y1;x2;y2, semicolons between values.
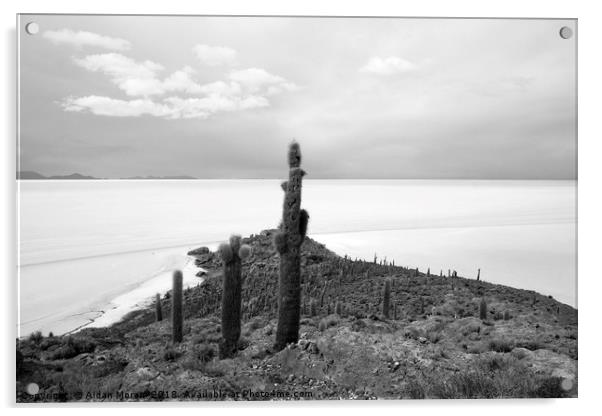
3;0;601;414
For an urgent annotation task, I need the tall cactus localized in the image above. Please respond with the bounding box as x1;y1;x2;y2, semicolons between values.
218;234;251;359
155;293;163;322
479;298;488;320
382;278;391;319
274;141;309;350
172;270;183;343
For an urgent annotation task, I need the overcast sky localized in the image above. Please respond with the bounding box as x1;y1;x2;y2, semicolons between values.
18;15;576;179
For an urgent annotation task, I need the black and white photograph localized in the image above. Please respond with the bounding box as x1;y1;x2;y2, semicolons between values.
15;14;577;401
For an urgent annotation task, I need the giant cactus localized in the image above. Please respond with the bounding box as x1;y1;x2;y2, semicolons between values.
172;270;183;343
382;278;391;319
218;235;251;359
274;141;309;350
155;293;163;322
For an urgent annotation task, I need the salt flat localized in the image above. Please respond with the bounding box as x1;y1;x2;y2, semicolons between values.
18;179;576;336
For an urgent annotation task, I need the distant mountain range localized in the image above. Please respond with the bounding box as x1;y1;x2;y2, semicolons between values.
17;171;197;180
17;171;98;180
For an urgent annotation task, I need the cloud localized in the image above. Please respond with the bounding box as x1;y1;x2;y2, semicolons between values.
193;44;237;66
42;29;131;51
62;95;173;117
65;49;297;118
164;95;269;119
61;94;269;119
229;68;297;94
73;53;165;96
359;56;417;75
162;66;204;94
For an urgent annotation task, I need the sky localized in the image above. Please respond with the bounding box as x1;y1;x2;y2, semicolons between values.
18;15;577;179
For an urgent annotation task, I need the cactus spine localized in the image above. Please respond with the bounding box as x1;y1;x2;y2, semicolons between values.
274;141;309;350
218;235;251;359
479;298;487;320
382;278;391;319
172;270;183;343
155;293;163;322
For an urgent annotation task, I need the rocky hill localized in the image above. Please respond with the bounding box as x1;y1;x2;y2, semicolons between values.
16;231;578;401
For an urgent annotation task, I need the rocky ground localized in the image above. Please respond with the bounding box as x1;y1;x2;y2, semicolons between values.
16;230;578;401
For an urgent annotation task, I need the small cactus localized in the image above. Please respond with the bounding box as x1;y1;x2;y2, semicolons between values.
309;298;317;316
479;298;488;320
172;270;183;343
218;234;251;359
382;278;391;319
155;293;163;322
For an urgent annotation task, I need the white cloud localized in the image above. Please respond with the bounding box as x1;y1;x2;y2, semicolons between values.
62;94;270;120
196;81;243;97
73;53;165;96
65;50;296;119
43;29;131;51
162;66;204;94
62;95;173;118
193;44;237;66
229;68;297;94
359;56;417;75
165;95;269;119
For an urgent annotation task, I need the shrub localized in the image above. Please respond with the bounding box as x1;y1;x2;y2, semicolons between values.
89;358;128;378
515;340;544;351
48;337;96;360
163;347;182;361
489;338;514;353
40;336;62;351
427;330;442;344
196;343;216;363
29;331;43;344
535;377;569;398
318;319;327;332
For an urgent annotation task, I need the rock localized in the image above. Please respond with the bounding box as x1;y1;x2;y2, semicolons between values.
194;254;214;266
135;367;158;380
511;347;531;360
418;336;428;344
187;247;210;256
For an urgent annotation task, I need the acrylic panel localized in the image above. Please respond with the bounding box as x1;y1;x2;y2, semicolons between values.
16;14;577;402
